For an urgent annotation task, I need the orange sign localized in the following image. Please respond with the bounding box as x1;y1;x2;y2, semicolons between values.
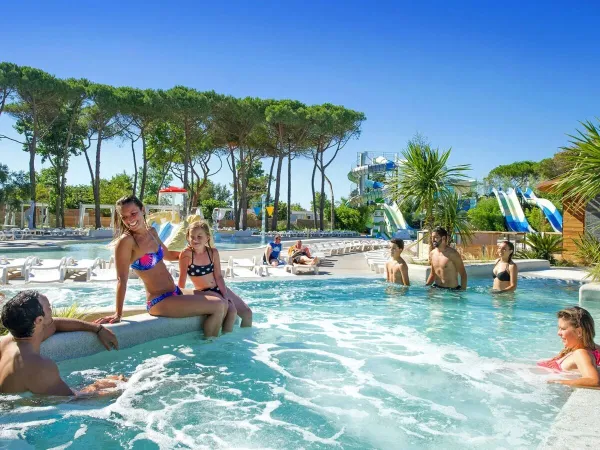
266;206;275;217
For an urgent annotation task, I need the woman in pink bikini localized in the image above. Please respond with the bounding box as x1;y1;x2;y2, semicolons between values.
538;306;600;388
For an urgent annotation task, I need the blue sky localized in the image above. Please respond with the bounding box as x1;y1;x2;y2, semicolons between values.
1;0;599;209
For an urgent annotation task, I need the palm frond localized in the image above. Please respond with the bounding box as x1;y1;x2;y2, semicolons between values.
553;120;600;203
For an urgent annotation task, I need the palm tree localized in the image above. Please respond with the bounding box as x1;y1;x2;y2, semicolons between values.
433;192;474;243
388;135;471;230
553;120;600;202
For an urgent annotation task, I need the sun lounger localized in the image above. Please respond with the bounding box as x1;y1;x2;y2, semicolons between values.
223;257;262;278
285;262;319;275
0;256;34;284
25;257;69;283
64;257;105;281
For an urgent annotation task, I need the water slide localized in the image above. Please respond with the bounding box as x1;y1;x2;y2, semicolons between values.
347;157;412;238
147;211;204;251
519;187;563;233
491;188;533;232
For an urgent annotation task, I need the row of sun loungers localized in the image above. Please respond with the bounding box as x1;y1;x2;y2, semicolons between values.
0;239;390;284
309;239;388;256
257;230;360;238
0;227;91;240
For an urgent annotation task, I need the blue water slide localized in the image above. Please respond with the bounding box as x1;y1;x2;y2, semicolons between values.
519;187;563;233
492;188;531;232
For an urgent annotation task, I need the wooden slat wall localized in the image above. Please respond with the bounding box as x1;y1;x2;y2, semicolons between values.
562;199;585;259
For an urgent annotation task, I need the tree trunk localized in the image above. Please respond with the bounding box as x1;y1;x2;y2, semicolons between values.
94;135;103;229
131;138;138;196
286;151;292;231
59;168;67;227
241;159;248;230
183;119;191;213
28;139;37;228
311;152;318;229
265;156;276;232
319;151;326;231
140;132;148;201
271;155;284;230
239;148;247;230
326;175;334;230
229;148;239;230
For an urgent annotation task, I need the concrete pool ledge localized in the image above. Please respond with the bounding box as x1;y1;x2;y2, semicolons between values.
579;282;600;303
41;314;205;362
538;388;600;449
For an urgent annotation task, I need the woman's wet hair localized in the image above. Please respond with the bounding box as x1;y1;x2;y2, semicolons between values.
186;220;214;249
390;238;404;249
1;290;45;338
113;195;146;239
555;306;596;359
501;240;515;262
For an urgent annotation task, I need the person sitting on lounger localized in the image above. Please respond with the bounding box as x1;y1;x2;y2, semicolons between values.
287;240;319;266
0;290;125;396
264;234;285;266
178;221;252;332
385;239;409;286
94;195;226;338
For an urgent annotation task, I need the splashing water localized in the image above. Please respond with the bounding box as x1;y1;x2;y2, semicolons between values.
0;278;587;449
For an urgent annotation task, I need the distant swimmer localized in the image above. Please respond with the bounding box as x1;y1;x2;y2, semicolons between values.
425;226;467;291
385;239;409;286
0;291;125;396
492;241;518;292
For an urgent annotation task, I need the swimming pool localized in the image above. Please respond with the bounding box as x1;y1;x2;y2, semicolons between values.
0;277;588;448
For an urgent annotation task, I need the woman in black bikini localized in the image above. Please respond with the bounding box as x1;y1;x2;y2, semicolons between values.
178;221;252;332
492;240;518;292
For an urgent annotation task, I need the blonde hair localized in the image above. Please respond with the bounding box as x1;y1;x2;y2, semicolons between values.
555;306;596;359
186;220;214;249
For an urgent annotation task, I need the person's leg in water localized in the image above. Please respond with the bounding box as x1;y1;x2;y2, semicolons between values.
149;293;226;337
223;299;237;333
225;288;252;327
192;289;237;333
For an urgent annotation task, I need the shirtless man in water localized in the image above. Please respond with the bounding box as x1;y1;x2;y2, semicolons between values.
385;239;410;286
0;291;124;396
425;227;467;291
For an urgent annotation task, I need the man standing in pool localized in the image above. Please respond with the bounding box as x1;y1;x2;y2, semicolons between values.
425;226;467;291
0;291;123;396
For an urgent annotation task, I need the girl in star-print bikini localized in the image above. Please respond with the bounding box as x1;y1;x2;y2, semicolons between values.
178;221;252;332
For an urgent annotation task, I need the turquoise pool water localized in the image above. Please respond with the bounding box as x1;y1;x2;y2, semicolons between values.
0;278;589;449
0;235;294;261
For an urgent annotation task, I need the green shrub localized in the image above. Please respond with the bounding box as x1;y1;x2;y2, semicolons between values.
467;197;505;231
515;233;563;263
573;232;600;265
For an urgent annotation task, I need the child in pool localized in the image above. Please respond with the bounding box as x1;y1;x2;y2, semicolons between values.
178;221;252;332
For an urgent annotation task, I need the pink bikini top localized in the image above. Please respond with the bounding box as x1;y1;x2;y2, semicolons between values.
537;348;600;372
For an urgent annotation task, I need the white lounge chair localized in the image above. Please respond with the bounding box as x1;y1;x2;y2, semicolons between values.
0;256;34;284
64;257;105;281
25;257;69;283
223;257;261;278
